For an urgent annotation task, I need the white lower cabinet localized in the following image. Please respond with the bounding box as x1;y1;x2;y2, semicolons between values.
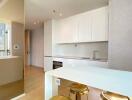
44;57;53;72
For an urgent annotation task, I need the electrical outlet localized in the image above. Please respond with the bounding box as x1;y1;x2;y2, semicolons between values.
55;78;60;86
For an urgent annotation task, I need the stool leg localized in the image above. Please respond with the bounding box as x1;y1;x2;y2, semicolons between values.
87;94;88;100
69;92;76;100
76;93;81;100
76;93;78;100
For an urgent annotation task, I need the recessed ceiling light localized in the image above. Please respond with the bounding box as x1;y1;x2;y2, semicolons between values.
52;9;62;17
33;22;36;25
59;13;63;16
37;20;40;23
52;10;56;14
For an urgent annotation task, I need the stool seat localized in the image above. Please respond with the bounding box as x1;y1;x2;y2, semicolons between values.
50;96;71;100
69;83;89;100
70;83;89;94
101;91;130;100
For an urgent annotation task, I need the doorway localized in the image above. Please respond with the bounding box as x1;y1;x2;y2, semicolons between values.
25;30;31;67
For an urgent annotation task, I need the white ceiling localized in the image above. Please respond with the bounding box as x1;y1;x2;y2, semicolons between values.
0;0;8;8
0;0;24;23
25;0;108;29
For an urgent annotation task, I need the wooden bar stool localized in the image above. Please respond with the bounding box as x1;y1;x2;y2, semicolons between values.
100;91;130;100
50;96;71;100
69;83;89;100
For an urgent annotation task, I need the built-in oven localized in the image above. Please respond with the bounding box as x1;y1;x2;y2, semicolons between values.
53;61;63;69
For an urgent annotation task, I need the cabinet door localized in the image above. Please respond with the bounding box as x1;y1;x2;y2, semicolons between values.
78;11;92;42
58;16;78;43
91;6;108;41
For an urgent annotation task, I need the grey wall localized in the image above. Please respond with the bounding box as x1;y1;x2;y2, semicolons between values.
11;22;24;57
31;26;44;67
108;0;132;71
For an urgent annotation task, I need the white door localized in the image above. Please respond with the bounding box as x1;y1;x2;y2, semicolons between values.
91;6;108;42
78;11;92;42
44;57;53;72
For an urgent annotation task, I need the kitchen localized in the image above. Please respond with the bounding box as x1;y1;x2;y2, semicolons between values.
42;0;132;100
2;0;132;100
24;0;132;100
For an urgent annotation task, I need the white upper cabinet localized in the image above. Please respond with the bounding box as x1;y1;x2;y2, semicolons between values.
91;7;108;41
57;16;78;43
78;11;92;42
56;6;108;43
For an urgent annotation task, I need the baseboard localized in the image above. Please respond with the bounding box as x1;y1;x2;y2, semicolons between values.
10;93;26;100
30;65;44;69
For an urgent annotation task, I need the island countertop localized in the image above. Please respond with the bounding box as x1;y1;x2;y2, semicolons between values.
46;65;132;97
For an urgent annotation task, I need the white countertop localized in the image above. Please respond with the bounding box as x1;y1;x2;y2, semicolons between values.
45;55;108;62
0;56;19;59
46;66;132;97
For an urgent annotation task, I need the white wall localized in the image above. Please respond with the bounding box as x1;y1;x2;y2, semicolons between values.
31;26;44;67
54;42;108;60
108;0;132;71
0;0;24;23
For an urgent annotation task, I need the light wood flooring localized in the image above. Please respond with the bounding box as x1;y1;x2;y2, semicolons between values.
0;80;24;100
18;66;44;100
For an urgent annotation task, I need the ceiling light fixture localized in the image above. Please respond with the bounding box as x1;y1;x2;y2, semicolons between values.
51;9;63;17
52;10;56;14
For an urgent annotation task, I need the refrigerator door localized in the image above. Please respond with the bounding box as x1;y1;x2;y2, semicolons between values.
44;57;53;72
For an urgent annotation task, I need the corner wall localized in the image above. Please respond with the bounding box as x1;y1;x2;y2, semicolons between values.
108;0;132;71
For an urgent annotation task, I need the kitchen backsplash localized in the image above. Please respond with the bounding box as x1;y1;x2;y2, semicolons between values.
53;42;108;59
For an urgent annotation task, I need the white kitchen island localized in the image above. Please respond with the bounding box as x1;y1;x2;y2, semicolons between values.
45;66;132;100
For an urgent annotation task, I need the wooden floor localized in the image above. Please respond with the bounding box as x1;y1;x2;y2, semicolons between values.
0;80;24;100
18;66;44;100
